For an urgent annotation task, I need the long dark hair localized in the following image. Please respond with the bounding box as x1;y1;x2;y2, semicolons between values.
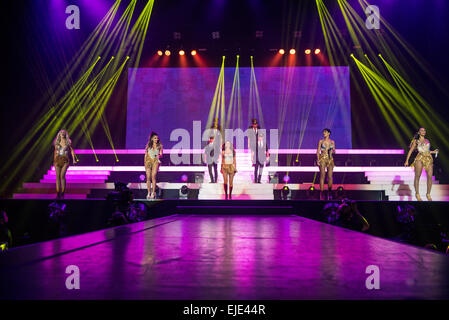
146;132;161;151
410;127;425;148
222;141;236;156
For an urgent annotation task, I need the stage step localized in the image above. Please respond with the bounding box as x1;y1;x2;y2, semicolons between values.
387;195;449;201
42;174;109;180
198;183;274;200
20;188;91;194
13;193;88;199
23;182;116;189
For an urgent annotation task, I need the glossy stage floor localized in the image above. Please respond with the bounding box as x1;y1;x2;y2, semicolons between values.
1;213;449;299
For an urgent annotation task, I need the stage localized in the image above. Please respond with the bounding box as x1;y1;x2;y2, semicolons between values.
1;212;448;299
2;0;449;305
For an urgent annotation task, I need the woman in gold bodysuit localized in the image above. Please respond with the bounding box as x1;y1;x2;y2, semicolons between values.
317;128;335;200
145;132;163;199
405;127;439;201
53;130;76;199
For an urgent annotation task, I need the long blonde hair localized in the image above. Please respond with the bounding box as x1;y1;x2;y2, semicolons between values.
54;130;72;147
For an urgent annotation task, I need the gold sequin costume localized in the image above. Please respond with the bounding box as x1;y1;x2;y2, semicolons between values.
318;143;334;168
145;147;161;175
54;145;70;168
411;140;433;169
221;152;236;174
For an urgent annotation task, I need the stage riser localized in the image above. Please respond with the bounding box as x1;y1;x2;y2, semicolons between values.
104;171;369;184
70;153;410;167
273;190;386;201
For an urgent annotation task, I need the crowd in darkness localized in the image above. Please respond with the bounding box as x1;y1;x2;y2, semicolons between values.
321;200;449;254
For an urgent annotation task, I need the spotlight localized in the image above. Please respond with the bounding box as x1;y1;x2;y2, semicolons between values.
139;174;146;181
157;50;163;56
314;49;321;55
283;175;290;183
191;50;197;56
306;185;318;200
181;174;188;182
335;186;345;200
179;185;189;199
179;50;185;56
165;50;171;56
282;186;291;200
305;49;311;55
279;49;285;55
289;49;296;55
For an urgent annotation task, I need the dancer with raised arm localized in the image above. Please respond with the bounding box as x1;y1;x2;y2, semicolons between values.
145;132;163;199
404;127;439;201
317;128;335;200
53;130;76;199
221;141;237;199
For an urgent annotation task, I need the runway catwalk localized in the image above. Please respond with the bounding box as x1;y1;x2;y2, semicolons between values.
1;214;449;299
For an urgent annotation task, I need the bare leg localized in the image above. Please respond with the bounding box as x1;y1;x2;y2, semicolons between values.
319;164;326;192
425;165;433;201
55;166;62;197
151;164;159;197
222;172;228;185
229;173;235;188
414;161;423;201
60;163;69;198
145;166;152;197
327;166;334;191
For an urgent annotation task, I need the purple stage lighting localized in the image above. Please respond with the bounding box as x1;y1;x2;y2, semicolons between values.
139;174;146;181
283;175;290;183
181;174;188;182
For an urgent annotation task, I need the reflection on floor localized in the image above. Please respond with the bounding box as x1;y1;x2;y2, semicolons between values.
1;214;449;299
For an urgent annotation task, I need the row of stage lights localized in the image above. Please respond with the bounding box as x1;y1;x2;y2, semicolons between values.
279;48;321;55
156;49;321;56
157;50;197;56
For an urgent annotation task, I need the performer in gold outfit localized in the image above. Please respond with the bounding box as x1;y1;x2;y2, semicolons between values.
316;128;335;200
221;141;237;199
145;132;163;199
53;130;76;199
404;127;438;201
